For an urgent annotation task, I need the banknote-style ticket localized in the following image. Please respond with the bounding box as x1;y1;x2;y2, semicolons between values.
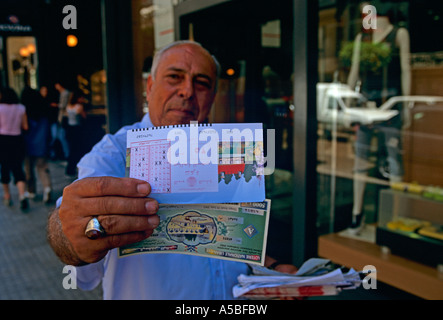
118;200;271;266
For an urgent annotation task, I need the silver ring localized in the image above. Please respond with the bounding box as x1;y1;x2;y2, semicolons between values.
85;217;106;240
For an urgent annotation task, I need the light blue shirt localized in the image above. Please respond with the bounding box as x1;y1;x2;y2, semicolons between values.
71;113;249;300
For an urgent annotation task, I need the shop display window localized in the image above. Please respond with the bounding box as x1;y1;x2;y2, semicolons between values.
317;0;443;269
171;1;443;275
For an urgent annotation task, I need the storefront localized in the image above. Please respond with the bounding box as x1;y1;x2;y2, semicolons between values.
92;0;443;298
0;3;38;95
0;0;107;154
165;0;442;299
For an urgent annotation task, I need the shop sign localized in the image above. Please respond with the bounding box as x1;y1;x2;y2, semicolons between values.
0;15;32;33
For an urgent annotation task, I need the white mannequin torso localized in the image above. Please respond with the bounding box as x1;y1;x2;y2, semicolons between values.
347;16;411;98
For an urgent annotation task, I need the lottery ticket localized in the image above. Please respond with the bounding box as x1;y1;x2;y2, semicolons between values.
126;122;266;204
118;200;270;266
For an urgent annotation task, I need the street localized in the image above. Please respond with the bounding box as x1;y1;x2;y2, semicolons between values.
0;160;102;300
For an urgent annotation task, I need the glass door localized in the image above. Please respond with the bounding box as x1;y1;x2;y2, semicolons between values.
175;0;296;263
6;36;37;94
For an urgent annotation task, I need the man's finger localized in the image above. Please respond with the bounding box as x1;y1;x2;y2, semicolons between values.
97;214;160;236
80;197;159;216
103;231;155;252
76;230;154;264
64;176;151;198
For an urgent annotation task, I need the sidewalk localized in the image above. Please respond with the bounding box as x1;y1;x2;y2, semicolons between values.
0;160;102;300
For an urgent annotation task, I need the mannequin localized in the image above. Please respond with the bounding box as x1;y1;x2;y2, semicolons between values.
347;11;411;233
348;16;411;103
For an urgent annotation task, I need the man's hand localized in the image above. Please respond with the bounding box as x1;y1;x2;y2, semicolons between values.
265;256;298;274
50;177;159;265
274;264;298;274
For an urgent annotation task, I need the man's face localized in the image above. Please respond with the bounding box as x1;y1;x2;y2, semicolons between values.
146;44;217;126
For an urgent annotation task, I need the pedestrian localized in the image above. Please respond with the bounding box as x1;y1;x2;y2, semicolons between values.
43;85;62;160
21;86;53;204
65;89;86;177
54;82;71;160
0;87;29;210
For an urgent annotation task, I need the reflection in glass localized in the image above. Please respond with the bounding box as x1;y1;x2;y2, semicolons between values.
317;1;443;252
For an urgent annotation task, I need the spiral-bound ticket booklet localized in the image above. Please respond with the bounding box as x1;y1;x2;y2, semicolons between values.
126;122;266;204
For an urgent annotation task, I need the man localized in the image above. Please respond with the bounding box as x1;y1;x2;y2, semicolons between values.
47;41;295;300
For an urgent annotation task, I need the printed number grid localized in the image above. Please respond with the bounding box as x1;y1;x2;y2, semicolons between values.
129;140;171;193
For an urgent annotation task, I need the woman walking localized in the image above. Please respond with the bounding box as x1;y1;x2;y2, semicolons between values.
0;87;29;210
22;86;53;204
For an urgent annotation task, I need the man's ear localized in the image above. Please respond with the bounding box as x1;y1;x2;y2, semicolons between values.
146;75;153;102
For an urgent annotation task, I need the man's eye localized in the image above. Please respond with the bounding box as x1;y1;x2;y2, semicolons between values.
195;79;211;89
167;74;181;81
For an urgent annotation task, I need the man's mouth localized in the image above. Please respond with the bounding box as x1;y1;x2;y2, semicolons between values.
168;108;195;118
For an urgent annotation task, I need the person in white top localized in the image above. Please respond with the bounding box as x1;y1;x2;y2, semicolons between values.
0;87;29;209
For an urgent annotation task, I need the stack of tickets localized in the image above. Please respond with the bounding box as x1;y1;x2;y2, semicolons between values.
233;258;362;299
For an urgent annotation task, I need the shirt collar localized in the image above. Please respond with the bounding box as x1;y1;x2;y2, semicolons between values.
141;112;154;128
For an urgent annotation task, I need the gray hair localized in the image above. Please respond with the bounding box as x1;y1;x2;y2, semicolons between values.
150;40;220;91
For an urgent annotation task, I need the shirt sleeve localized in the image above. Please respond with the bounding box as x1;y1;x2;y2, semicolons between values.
67;127;128;291
77;128;127;179
59;117;150;292
75;261;105;291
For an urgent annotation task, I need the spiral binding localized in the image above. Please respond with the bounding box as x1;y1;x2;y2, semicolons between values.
132;123;213;132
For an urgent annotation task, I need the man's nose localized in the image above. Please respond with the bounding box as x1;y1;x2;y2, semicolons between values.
178;78;194;100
